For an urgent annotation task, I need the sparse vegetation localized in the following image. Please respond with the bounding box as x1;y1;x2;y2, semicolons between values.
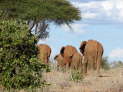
70;70;84;82
42;63;123;92
102;57;110;70
111;60;123;68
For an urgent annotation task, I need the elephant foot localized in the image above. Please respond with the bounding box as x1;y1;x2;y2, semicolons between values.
82;72;88;77
96;71;102;77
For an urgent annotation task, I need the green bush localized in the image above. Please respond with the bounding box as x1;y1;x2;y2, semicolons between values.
102;57;110;70
70;70;83;82
0;20;49;89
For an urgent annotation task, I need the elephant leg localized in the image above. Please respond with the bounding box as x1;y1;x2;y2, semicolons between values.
88;56;94;71
90;60;93;70
57;65;59;71
94;61;97;70
76;63;79;70
70;61;74;70
44;56;49;64
65;57;72;70
40;54;46;64
83;59;88;75
85;62;88;74
73;62;78;70
79;60;83;74
81;56;87;75
94;56;97;70
96;56;102;74
92;61;96;71
65;62;69;71
82;63;85;74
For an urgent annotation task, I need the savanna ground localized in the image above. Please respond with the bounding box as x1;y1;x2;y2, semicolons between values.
1;63;123;92
43;64;123;92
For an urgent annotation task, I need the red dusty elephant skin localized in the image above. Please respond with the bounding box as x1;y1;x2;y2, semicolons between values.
37;44;51;64
79;40;104;74
54;54;65;67
60;45;78;67
71;52;83;71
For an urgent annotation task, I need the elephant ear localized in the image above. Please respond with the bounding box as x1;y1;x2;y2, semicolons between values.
54;55;58;60
79;41;87;54
48;48;51;57
60;46;65;57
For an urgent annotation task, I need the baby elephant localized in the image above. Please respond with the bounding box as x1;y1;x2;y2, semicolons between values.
54;54;65;67
71;52;83;71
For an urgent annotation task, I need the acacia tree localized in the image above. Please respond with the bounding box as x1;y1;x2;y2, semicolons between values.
0;0;81;40
0;0;81;89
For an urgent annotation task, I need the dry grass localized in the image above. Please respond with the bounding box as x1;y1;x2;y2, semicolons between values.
1;64;123;92
42;65;123;92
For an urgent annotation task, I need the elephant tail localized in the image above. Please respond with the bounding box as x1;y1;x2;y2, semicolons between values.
60;46;65;57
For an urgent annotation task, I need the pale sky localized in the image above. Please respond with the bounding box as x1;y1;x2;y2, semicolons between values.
38;0;123;62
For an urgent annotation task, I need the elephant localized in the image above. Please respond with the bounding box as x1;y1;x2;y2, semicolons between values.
71;52;83;71
79;40;104;74
37;44;51;64
54;54;65;67
60;45;78;68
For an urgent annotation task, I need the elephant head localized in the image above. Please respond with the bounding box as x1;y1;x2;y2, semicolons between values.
54;54;65;67
37;44;51;64
79;41;87;55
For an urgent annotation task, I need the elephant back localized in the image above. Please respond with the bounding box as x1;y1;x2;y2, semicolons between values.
60;45;77;58
97;42;104;56
37;44;51;63
37;44;51;55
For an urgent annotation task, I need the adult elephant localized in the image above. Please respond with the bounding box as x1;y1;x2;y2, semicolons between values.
60;45;78;68
71;52;83;71
79;40;104;74
37;44;51;64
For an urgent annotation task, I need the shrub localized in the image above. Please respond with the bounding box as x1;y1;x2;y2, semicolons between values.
0;20;49;89
70;70;83;82
110;61;123;68
102;57;110;70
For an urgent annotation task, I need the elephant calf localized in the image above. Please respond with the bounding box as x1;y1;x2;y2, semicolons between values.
54;53;84;72
54;54;65;67
71;52;83;71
